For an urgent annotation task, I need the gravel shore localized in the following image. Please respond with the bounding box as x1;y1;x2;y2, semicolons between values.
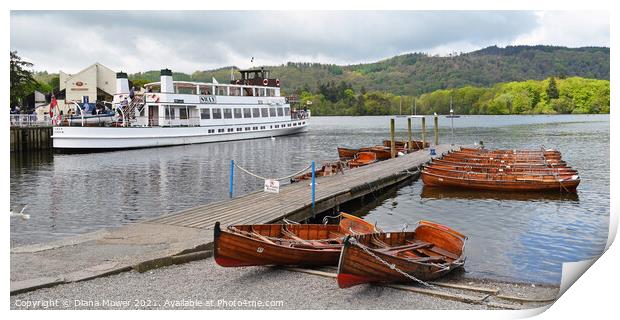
10;258;559;310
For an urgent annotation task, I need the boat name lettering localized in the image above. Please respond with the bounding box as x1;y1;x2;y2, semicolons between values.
174;99;184;103
200;96;217;104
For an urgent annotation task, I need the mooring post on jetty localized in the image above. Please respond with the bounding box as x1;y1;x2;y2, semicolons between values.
390;118;396;158
407;117;413;153
229;160;234;198
311;160;316;215
434;114;439;146
421;117;427;149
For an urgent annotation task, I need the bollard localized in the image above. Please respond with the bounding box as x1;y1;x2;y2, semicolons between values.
434;114;439;146
311;160;316;213
421;117;427;149
229;160;234;198
407;117;413;153
390;118;396;158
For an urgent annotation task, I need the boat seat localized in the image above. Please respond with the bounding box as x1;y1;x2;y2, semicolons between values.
405;240;460;260
375;241;433;254
250;227;276;245
405;256;446;263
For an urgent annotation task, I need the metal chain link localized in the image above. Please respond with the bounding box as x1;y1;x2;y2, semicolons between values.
347;237;440;289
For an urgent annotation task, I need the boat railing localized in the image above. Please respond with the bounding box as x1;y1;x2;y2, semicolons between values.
9;114;52;127
159;116;201;127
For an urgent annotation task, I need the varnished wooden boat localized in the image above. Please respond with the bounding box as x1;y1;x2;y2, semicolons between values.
421;166;580;192
348;151;378;168
214;213;379;267
448;150;562;161
431;158;569;169
291;161;346;183
337;220;467;288
338;147;359;161
460;147;561;157
441;154;567;167
359;146;393;160
423;166;577;180
383;140;429;150
427;163;578;176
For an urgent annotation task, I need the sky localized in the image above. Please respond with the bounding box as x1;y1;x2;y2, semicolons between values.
10;10;610;74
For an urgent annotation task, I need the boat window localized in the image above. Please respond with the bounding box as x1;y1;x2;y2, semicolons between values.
284;107;290;116
230;87;241;96
244;87;254;96
216;86;227;96
245;127;250;131
201;108;211;119
218;128;224;133
267;89;275;97
233;108;242;118
212;108;222;119
243;108;252;118
261;108;269;117
269;107;276;117
179;107;188;120
223;108;232;119
227;128;234;132
236;128;242;132
165;106;175;119
277;108;284;117
252;108;260;118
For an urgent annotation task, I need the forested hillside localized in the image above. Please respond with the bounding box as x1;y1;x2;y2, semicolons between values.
129;45;609;96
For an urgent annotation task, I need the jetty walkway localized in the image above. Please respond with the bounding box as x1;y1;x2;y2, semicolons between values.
10;144;457;294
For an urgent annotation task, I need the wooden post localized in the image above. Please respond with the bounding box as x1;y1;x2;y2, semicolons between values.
434;115;439;146
390;118;396;158
421;117;426;149
407;117;413;153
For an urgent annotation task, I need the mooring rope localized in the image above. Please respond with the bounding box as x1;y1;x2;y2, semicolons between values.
234;162;313;181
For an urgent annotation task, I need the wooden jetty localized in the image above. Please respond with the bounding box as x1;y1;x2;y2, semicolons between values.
11;144;458;295
10;126;53;152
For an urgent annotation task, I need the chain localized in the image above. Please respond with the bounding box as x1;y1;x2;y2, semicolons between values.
347;237;439;289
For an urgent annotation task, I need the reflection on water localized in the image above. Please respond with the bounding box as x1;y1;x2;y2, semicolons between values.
10;115;609;284
420;186;580;202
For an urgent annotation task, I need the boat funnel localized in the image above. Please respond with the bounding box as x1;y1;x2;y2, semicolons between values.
161;69;174;93
116;72;129;94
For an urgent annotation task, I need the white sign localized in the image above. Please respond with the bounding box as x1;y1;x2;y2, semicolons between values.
264;179;280;193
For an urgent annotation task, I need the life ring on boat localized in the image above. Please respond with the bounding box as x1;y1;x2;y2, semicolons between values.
263;79;269;86
275;79;280;87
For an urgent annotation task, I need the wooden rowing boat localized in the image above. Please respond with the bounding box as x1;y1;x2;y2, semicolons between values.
426;163;578;176
291;161;346;183
441;154;567;167
348;151;378;168
337;147;359;161
449;150;563;161
421;167;580;192
214;213;378;267
337;220;467;288
431;158;569;169
460;146;561;157
359;146;393;160
383;140;429;150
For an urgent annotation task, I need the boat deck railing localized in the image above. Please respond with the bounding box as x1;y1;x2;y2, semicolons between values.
9;114;52;127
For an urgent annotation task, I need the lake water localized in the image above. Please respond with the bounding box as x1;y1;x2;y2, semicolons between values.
10;115;609;284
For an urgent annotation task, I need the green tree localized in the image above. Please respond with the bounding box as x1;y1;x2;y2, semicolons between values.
10;51;37;108
546;76;559;100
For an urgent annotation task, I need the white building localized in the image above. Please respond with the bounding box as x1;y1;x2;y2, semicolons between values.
56;62;116;114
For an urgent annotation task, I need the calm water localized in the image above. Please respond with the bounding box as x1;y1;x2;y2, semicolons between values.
10;115;609;284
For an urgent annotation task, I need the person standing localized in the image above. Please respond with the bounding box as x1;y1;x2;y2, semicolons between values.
129;86;135;100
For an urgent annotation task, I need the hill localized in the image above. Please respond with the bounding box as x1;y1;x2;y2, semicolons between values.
129;45;609;96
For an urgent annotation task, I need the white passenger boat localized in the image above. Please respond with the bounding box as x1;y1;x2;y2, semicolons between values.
52;68;309;150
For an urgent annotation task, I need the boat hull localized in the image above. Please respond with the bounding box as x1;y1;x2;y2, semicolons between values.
337;222;466;288
421;170;580;192
52;121;308;150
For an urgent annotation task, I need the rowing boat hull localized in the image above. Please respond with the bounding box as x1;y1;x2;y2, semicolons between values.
338;147;359;160
214;222;342;267
337;222;466;288
421;170;579;192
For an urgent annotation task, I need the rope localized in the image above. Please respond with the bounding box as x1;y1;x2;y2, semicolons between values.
234;162;312;181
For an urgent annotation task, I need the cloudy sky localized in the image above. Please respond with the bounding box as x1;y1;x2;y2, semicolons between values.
10;10;609;74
